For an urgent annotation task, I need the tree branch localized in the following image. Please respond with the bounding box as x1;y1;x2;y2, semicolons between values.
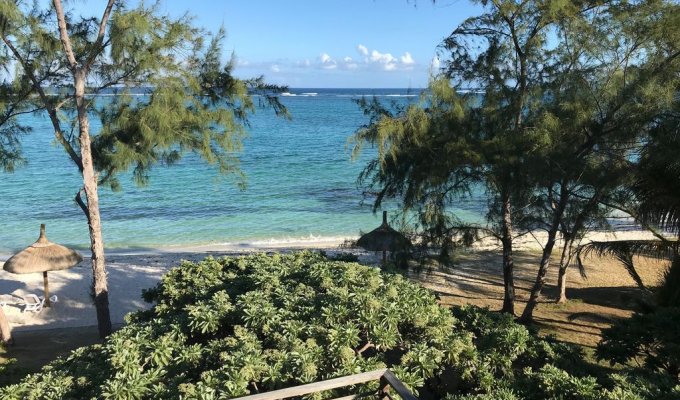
52;0;78;71
0;31;83;171
570;190;671;242
355;341;374;355
84;0;116;70
75;188;91;222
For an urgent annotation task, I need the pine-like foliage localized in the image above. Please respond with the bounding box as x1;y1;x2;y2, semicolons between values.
352;0;680;319
1;1;287;190
0;0;288;336
0;80;32;172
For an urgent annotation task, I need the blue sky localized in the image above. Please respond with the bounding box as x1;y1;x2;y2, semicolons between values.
84;1;482;88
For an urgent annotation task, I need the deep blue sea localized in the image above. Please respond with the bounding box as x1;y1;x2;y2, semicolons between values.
0;88;484;254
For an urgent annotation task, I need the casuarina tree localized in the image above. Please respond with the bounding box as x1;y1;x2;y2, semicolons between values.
354;0;562;315
0;0;286;337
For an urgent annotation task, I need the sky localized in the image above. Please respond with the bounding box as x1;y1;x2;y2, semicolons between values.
75;0;482;88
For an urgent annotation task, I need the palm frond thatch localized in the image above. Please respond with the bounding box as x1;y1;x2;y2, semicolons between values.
4;224;83;274
356;211;412;252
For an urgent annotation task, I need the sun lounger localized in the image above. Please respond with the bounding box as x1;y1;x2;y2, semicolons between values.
21;294;45;313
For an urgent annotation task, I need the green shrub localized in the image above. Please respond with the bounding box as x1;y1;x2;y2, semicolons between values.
0;252;474;399
1;252;676;399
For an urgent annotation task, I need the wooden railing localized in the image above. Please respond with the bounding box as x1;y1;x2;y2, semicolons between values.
231;368;418;400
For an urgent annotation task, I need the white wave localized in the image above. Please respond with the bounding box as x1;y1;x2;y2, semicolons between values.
334;93;418;98
281;92;296;96
83;93;148;97
300;92;318;96
238;234;354;247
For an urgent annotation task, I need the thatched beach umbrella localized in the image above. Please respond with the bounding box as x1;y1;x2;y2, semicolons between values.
357;211;412;263
3;224;82;307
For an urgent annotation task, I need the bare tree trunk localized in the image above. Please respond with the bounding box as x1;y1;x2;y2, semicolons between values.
520;229;556;321
521;184;568;322
53;0;112;338
555;191;600;304
74;71;112;338
556;237;575;303
501;193;515;315
0;307;12;345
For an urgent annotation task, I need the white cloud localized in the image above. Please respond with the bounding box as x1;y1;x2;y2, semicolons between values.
369;50;398;71
370;50;396;64
338;56;358;70
400;52;415;65
319;53;337;69
240;46;422;77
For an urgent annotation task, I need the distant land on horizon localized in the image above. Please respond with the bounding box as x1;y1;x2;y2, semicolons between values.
42;86;489;96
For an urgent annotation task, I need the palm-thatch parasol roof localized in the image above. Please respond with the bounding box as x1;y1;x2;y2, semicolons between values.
357;211;411;262
4;224;82;307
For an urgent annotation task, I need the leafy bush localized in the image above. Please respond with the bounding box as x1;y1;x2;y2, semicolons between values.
1;252;677;399
0;252;474;399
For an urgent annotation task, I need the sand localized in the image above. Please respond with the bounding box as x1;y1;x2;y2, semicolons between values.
0;230;662;333
0;238;367;332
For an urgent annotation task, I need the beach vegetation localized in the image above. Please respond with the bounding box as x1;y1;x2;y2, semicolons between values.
0;84;30;173
0;0;286;338
1;252;677;398
353;0;680;321
578;99;680;383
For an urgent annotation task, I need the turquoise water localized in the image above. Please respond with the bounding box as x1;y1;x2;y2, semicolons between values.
0;88;484;253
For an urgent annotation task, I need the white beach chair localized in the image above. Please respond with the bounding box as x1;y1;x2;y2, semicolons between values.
41;295;58;304
21;294;45;313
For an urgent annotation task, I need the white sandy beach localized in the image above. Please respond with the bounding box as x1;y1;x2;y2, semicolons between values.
0;230;661;333
0;238;367;332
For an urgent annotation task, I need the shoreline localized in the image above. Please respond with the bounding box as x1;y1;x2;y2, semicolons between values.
0;228;663;333
0;235;358;260
0;226;664;260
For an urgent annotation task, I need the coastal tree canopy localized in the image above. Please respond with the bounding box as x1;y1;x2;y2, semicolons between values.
353;0;680;319
0;0;286;337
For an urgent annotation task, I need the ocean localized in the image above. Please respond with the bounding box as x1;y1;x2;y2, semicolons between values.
0;88;485;254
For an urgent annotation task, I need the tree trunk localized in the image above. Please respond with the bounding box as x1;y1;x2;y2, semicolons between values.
74;69;112;338
555;191;600;304
52;0;112;339
520;228;557;321
556;237;574;303
520;184;568;322
43;272;51;307
501;193;515;315
0;307;12;345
